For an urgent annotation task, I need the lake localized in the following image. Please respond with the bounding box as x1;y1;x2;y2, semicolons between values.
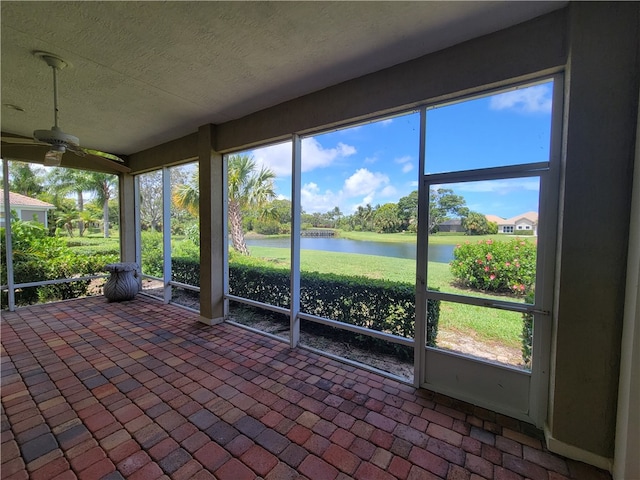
245;236;456;263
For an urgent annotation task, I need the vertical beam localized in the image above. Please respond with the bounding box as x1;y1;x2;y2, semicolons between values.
2;159;15;311
413;107;428;387
613;85;640;480
546;2;639;466
290;135;302;347
162;167;171;303
198;124;226;324
119;173;137;263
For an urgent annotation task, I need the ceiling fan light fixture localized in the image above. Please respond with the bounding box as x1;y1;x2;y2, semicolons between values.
44;144;65;166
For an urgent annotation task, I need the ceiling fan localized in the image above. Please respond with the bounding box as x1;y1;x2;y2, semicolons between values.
1;51;130;173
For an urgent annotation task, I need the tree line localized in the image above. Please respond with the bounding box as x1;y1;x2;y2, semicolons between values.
3;161;118;238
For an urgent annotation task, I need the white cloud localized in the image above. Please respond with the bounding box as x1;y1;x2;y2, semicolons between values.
380;185;398;197
301;138;356;172
343;168;390;197
489;84;552;113
252;142;292;176
251;137;356;177
301;167;394;213
301;182;339;213
394;155;414;173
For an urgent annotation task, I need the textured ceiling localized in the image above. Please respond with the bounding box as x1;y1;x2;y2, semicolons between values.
1;1;564;157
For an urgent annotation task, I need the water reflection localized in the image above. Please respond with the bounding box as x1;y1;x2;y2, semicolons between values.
245;237;455;263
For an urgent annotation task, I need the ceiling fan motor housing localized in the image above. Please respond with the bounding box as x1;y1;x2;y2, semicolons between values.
33;126;79;148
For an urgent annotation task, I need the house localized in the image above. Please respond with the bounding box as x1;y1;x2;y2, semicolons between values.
0;188;55;228
0;3;638;479
487;212;539;235
437;218;465;233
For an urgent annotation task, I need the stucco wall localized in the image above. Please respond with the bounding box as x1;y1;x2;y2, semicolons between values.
548;3;638;461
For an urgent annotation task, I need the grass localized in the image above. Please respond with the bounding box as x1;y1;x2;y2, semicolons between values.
338;230;534;245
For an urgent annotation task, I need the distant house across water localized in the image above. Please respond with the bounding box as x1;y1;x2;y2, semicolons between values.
0;189;55;228
437;218;465;233
486;212;538;236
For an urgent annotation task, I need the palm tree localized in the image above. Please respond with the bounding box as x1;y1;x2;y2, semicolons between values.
172;155;276;255
86;173;117;238
172;168;200;217
46;168;93;236
54;203;80;237
228;155;276;255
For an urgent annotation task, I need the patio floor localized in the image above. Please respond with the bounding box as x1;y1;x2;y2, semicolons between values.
1;295;612;480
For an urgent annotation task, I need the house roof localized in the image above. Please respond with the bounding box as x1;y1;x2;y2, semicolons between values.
439;219;462;226
485;214;504;225
0;189;55;208
0;2;565;160
485;212;538;226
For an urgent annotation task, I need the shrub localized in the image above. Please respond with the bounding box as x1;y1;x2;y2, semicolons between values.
140;231;164;277
1;220;113;307
171;251;440;356
449;238;536;295
185;223;200;246
168;252;440;356
522;290;534;368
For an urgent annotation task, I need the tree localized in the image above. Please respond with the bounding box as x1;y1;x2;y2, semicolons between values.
8;162;43;197
397;190;418;231
85;173;117;238
53;202;80;237
429;188;468;233
373;203;401;233
46;168;93;236
138;171;163;231
228;155;276;255
462;211;492;235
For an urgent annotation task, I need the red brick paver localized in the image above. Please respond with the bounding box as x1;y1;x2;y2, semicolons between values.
1;296;612;479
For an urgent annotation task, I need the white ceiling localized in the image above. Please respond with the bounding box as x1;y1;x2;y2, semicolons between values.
1;1;565;157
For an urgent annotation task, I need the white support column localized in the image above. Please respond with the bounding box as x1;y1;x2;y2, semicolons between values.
2;159;15;311
290;135;302;347
413;106;428;387
162;167;171;303
119;173;137;264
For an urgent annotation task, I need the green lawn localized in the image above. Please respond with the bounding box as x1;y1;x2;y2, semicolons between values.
337;230;534;245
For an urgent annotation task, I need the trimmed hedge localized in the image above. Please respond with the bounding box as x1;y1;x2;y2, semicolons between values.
171;257;440;355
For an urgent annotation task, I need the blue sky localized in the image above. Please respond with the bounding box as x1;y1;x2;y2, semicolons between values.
250;80;553;219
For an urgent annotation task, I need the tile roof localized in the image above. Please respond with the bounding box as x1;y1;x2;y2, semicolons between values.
0;189;55;208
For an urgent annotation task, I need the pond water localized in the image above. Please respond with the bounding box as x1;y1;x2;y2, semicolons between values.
245;236;456;263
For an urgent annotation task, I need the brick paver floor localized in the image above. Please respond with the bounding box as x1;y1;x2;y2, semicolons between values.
1;295;612;480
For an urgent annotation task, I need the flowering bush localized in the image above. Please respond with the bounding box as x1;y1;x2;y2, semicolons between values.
449;238;536;295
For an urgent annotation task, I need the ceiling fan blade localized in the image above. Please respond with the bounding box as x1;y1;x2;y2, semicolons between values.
81;148;125;164
78;150;131;173
1;144;130;173
1;133;47;146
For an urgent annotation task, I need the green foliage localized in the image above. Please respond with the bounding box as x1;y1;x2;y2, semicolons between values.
64;237;120;257
170;252;440;356
140;231;164;277
1;220;113;307
185;223;200;246
429;188;469;234
522;290;535;368
450;238;536;295
253;219;282;235
373;203;401;233
462;211;492;235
